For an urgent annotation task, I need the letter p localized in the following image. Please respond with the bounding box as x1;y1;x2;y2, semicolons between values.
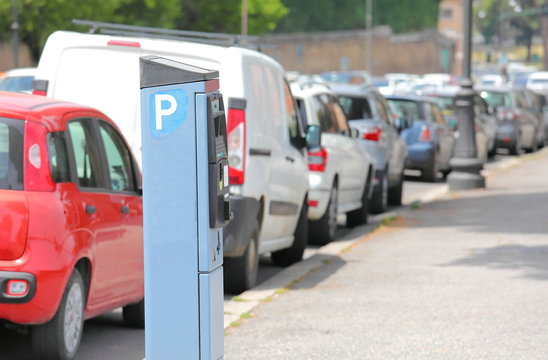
155;94;177;130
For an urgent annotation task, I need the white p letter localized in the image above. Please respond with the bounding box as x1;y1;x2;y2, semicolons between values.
155;94;177;130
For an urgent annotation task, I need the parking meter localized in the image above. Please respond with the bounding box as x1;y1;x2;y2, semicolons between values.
140;55;230;360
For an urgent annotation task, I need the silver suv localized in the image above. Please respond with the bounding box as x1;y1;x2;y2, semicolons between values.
292;81;374;244
330;83;408;213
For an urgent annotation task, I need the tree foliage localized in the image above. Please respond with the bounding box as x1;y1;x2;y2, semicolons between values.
474;0;541;60
177;0;288;35
0;0;287;62
276;0;442;34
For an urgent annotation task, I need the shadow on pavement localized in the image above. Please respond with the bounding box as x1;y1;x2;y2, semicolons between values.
441;244;548;281
393;191;548;235
0;311;145;360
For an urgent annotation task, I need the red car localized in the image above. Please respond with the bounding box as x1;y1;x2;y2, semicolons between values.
0;92;144;360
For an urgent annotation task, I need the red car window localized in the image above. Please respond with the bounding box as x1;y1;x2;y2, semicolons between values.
0;117;24;190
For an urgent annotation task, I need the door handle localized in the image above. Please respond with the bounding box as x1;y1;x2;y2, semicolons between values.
285;156;295;163
85;205;96;214
121;205;130;214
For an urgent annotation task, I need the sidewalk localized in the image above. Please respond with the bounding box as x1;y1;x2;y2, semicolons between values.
224;149;548;360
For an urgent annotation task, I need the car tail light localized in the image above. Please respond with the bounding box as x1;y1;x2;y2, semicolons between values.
362;127;382;142
32;79;49;96
24;121;54;191
107;40;141;48
227;108;246;185
419;125;432;142
308;200;319;207
6;280;30;297
308;147;328;172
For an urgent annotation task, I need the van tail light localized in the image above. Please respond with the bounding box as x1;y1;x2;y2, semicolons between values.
227;107;246;185
362;127;382;142
24;121;54;191
308;147;328;172
419;125;432;142
32;79;49;96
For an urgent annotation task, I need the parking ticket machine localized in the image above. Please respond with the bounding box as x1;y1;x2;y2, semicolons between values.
140;55;230;360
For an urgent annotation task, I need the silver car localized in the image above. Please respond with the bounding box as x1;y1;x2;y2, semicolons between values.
292;82;374;244
330;83;407;214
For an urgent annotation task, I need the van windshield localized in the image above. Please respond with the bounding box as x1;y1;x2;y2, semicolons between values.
0;118;24;190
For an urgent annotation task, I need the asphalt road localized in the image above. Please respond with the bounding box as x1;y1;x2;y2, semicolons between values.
0;156;508;360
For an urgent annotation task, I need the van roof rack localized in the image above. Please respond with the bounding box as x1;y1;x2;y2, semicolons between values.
72;19;265;50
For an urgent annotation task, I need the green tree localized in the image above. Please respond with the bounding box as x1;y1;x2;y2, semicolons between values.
0;0;181;61
276;0;441;34
177;0;287;35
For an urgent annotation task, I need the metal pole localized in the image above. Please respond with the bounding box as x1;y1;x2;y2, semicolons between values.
241;0;248;36
447;0;485;190
462;0;472;79
365;0;373;74
11;0;19;68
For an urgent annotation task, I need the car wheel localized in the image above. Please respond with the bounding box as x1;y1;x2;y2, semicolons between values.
32;269;85;360
223;221;259;293
310;184;338;245
271;199;308;267
387;171;403;206
123;298;145;328
347;174;371;227
371;170;388;214
422;154;439;182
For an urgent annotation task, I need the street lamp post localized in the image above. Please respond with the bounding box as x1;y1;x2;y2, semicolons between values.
447;0;485;190
11;0;20;68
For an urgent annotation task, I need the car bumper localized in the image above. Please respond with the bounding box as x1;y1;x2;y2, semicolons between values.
495;122;519;149
405;143;435;170
223;195;260;257
307;172;333;220
0;256;67;325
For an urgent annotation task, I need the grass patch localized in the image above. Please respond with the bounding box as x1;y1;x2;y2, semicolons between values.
230;321;241;327
231;296;246;302
410;201;422;210
240;312;253;319
274;288;289;295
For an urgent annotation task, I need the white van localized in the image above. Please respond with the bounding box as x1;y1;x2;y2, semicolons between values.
34;23;316;293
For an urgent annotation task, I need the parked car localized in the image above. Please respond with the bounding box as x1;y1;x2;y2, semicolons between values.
318;71;370;85
477;74;505;87
477;86;544;154
0;91;144;360
291;81;374;244
386;94;455;181
33;23;314;294
531;90;548;144
525;71;548;91
426;86;495;160
0;67;36;93
330;83;407;213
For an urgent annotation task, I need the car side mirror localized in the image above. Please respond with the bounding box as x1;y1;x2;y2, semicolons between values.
305;125;322;152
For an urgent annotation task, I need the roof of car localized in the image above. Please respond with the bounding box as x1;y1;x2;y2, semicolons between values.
384;93;437;103
0;91;113;131
474;85;512;93
328;82;378;96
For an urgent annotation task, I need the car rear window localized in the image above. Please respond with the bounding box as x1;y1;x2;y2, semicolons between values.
387;99;421;122
0;118;24;190
337;95;373;121
479;91;511;109
0;76;35;93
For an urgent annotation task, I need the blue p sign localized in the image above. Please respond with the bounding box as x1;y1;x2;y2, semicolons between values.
150;89;188;137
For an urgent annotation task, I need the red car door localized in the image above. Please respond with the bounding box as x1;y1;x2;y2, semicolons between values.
65;119;126;308
96;120;143;298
